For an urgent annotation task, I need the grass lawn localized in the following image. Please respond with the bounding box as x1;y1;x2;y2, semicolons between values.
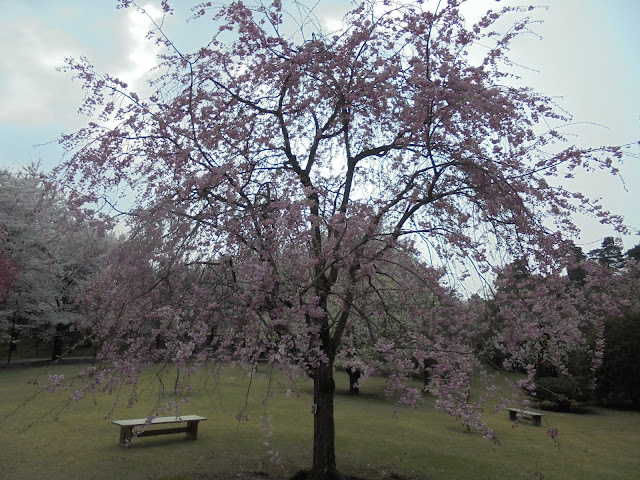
1;363;639;480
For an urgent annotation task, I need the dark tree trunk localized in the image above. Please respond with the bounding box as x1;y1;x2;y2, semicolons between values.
205;325;217;348
52;323;65;360
174;368;181;395
7;313;17;365
348;368;361;395
310;361;339;480
423;358;437;389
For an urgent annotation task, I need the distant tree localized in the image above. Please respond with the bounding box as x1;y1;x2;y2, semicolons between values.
566;242;588;285
596;247;640;409
55;1;634;477
0;168;111;360
626;243;640;262
588;237;626;269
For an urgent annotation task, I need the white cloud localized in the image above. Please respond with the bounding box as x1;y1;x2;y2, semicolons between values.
0;3;166;129
117;3;165;91
0;17;83;127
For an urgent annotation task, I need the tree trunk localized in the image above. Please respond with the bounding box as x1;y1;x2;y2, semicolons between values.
174;368;181;395
423;358;437;389
348;368;361;396
7;313;17;365
52;323;64;360
310;361;339;480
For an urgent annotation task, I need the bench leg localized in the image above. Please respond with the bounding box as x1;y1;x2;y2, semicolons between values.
532;415;542;427
509;410;517;421
119;426;133;445
186;421;199;440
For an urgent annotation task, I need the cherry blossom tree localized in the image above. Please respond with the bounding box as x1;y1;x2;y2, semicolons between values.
55;1;635;477
0;168;112;361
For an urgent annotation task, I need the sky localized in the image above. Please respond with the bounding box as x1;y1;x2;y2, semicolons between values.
0;0;638;251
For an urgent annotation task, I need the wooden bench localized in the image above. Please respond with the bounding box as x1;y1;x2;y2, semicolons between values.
112;415;207;445
506;408;544;426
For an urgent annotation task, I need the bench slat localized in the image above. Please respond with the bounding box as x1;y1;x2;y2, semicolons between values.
112;415;207;427
137;427;190;437
506;408;543;416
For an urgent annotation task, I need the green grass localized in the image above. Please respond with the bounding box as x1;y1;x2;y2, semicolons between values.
1;364;639;480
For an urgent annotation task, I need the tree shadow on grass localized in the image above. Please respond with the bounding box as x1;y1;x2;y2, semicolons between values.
290;470;413;480
536;401;601;415
334;390;386;402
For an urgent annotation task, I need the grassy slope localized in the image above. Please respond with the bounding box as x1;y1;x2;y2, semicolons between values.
0;364;638;480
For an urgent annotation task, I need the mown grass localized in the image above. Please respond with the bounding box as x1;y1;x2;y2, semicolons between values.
1;363;639;480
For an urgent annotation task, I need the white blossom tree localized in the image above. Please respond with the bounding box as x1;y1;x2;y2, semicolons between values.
0;168;112;361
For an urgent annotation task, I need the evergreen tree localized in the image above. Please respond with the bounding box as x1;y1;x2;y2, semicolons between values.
588;237;626;269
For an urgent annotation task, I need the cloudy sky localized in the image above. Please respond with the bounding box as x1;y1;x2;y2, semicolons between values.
0;0;638;250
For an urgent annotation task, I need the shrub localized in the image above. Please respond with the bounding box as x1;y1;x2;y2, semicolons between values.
597;312;640;410
534;376;591;411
